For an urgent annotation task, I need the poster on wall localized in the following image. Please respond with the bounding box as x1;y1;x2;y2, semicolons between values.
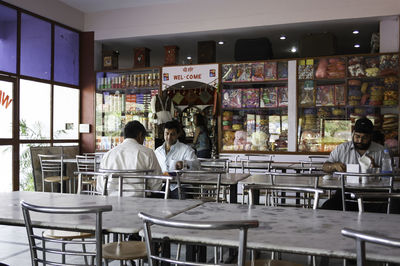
161;64;219;91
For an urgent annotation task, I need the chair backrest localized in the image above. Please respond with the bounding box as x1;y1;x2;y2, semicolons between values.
244;184;324;209
101;170;172;198
199;158;230;173
76;155;97;172
336;172;394;212
138;212;259;266
38;154;64;192
20;200;112;266
75;171;110;195
175;169;226;202
350;192;400;214
341;228;400;266
241;159;273;174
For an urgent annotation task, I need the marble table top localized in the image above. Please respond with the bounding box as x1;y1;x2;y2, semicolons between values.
147;202;400;263
240;174;400;190
0;191;203;234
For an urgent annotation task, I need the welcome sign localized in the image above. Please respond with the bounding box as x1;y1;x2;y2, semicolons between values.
161;64;218;90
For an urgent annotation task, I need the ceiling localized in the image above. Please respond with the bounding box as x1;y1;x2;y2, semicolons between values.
59;0;381;65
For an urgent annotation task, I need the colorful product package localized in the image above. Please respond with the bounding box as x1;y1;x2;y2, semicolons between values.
222;89;242;108
260;87;277;107
242;88;259;108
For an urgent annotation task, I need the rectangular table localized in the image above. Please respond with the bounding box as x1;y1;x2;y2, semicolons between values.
148;202;400;263
0;191;203;234
177;173;250;203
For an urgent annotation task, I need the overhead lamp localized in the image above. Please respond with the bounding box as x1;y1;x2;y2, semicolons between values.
187;56;192;60
354;44;360;48
353;30;359;34
280;35;287;40
290;47;297;53
218;41;224;45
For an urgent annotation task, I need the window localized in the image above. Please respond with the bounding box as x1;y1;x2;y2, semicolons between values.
20;79;51;139
0;80;13;138
54;25;79;85
0;146;12;192
53;85;79;139
0;4;17;74
20;13;51;80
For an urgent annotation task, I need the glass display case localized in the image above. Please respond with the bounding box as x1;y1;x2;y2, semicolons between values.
95;68;160;151
297;53;399;153
220;60;289;152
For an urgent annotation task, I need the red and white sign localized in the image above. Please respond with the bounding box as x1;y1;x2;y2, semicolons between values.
162;64;218;90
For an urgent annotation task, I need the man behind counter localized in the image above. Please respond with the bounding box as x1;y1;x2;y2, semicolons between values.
322;117;385;211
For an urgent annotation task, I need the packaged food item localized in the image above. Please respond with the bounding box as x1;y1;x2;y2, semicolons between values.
335;84;346;105
316;85;334;106
277;86;288;107
299;81;315;106
251;62;265;81
277;61;288;80
298;59;314;79
222;89;242;108
235;63;251;82
379;54;399;76
221;64;236;82
260;87;277;107
264;62;277;80
242;88;259;108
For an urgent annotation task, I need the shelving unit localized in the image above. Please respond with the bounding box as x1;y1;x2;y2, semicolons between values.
220;60;289;153
95;67;161;151
297;53;399;153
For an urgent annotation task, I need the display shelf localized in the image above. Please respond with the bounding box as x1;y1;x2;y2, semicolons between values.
220;60;289;153
297;53;399;153
95;67;161;151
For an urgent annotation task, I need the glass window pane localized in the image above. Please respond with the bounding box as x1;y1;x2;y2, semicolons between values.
0;80;13;138
54;85;79;139
54;26;79;86
0;145;12;192
20;79;51;139
20;13;51;80
0;4;17;74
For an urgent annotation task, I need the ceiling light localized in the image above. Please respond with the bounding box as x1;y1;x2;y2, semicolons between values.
181;85;185;88
290;47;297;53
187;56;192;60
354;44;360;48
353;30;359;34
218;41;224;45
280;35;286;40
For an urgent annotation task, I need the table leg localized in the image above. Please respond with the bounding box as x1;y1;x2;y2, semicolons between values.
229;184;237;204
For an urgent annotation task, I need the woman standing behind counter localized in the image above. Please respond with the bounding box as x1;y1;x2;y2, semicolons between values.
192;113;211;158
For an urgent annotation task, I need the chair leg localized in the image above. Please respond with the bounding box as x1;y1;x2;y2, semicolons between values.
81;240;88;265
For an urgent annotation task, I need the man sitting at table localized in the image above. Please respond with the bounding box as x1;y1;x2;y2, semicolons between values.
321;117;385;210
97;120;162;196
155;120;200;198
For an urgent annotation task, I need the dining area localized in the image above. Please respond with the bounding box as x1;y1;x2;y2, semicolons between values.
1;147;400;266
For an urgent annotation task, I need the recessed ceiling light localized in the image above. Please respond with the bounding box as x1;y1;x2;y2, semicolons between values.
187;56;192;60
354;44;360;48
218;41;224;45
181;85;185;88
353;30;359;34
290;47;297;53
280;35;286;40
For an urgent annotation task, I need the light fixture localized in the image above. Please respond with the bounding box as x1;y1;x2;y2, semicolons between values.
354;44;360;48
353;30;359;34
290;47;297;53
218;41;224;45
181;85;185;88
280;35;287;40
187;56;192;60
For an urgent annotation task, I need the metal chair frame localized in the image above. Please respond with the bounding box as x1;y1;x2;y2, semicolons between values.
335;172;395;212
138;212;259;266
39;154;70;193
20;200;112;266
341;228;400;266
74;171;109;195
350;192;400;214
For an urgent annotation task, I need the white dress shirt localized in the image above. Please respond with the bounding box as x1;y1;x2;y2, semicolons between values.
155;140;200;190
97;138;162;196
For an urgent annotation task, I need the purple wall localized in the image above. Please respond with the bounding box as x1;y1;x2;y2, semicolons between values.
0;5;17;74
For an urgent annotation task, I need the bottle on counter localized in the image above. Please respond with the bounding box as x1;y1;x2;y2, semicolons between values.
381;148;393;174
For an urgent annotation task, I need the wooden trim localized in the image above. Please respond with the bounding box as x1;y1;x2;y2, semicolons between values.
80;31;95;154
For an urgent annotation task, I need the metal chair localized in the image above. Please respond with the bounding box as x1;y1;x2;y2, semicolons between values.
245;184;325;209
38;154;70;193
341;228;400;266
76;155;98;193
173;169;226;202
100;170;173;265
335;172;394;212
199;158;230;173
138;211;259;266
350;192;400;214
20;200;112;266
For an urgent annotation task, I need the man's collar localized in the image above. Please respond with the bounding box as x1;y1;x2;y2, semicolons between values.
164;140;180;152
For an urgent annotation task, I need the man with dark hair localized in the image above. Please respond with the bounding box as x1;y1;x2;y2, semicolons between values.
323;117;384;173
155;120;200;198
97;120;162;196
321;117;385;210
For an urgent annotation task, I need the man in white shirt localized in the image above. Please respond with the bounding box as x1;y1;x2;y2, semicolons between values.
97;120;162;196
155;120;200;198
